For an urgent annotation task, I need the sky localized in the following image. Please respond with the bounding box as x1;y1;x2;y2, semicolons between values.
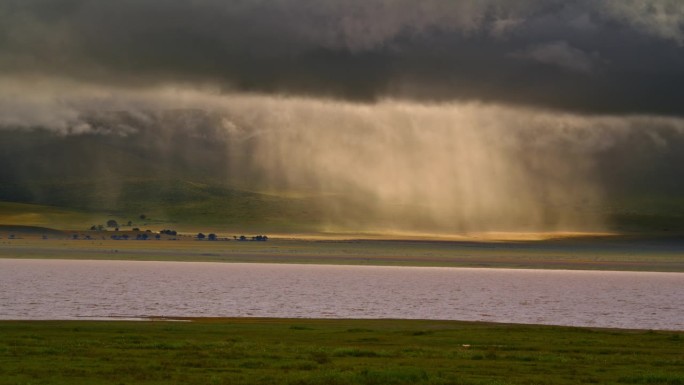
2;0;684;114
2;0;684;233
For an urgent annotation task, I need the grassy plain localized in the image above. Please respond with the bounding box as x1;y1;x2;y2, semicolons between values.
1;319;682;385
2;235;684;271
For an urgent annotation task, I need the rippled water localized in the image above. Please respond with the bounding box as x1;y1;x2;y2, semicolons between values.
1;259;682;330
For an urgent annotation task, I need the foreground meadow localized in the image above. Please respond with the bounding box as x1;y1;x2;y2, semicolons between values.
1;319;682;385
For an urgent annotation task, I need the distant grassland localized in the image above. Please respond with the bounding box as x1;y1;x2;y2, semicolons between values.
2;236;684;271
0;319;682;385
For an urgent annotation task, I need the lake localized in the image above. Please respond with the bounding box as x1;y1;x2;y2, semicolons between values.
1;259;682;330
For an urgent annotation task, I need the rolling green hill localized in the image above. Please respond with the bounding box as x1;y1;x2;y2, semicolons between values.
0;180;327;233
2;179;683;234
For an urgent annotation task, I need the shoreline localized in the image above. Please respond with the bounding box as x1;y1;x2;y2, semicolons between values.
160;316;684;332
2;316;681;332
3;256;684;274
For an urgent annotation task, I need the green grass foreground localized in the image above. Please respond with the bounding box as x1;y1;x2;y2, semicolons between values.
1;319;682;385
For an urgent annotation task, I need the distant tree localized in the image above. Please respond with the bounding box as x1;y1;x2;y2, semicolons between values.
239;235;247;241
106;220;119;228
132;228;140;231
127;221;132;226
90;225;97;231
197;233;206;240
208;233;217;241
139;214;146;220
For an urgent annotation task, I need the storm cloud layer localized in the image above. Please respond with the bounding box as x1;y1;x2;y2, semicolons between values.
2;0;684;114
2;1;684;234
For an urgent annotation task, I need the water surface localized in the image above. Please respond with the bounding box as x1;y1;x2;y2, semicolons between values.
1;259;681;330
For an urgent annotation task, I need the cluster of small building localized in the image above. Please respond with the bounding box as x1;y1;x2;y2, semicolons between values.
83;215;268;242
75;228;268;242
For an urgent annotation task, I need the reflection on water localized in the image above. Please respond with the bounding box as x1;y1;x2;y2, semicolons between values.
0;259;682;330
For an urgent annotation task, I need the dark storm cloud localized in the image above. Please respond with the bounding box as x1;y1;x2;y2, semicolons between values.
1;0;684;113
